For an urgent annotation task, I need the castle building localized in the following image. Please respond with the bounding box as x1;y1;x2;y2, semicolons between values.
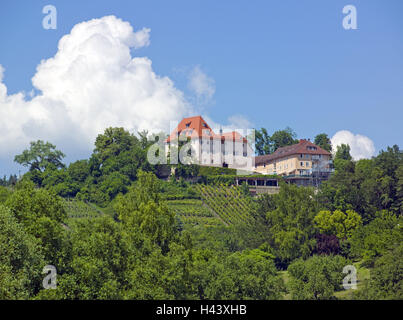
165;115;254;171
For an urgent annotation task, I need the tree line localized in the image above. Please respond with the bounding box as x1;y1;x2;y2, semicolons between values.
0;126;401;300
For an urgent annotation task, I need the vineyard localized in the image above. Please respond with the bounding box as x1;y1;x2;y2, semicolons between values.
166;199;224;227
195;184;255;226
64;199;104;219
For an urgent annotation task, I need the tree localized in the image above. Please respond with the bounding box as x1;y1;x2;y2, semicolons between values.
313;234;340;255
94;127;137;163
313;209;362;240
201;248;285;300
287;255;348;300
0;186;11;204
334;144;352;161
114;170;176;250
36;215;137;300
0;205;44;299
397;163;403;215
348;211;402;266
314;133;332;152
270;127;298;153
255;128;271;155
354;243;403;300
5;183;67;265
14;140;65;172
67;160;90;184
263;183;319;267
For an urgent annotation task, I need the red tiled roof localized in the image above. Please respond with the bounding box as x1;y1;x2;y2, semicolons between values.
166;116;247;143
254;139;331;165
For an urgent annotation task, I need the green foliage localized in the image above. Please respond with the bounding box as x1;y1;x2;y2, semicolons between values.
314;133;332;152
348;211;402;266
270;127;299;153
3;126;402;300
36;215;137;300
288;255;349;300
0;205;44;299
199;249;285;300
64;199;104;219
196;184;255;225
114;170;176;249
160;180;200;200
255;128;271;155
14;140;65;172
5;184;67;265
0;186;12;203
318;145;402;221
314;209;362;240
334;144;352;161
0;174;18;187
255;127;299;155
67;160;90;183
198;166;237;176
263;183;319;267
353;243;403;300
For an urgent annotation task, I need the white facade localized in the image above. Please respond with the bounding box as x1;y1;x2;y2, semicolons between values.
165;135;254;171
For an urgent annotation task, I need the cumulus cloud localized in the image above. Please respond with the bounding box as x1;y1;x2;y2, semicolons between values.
188;65;215;104
0;16;190;163
331;130;376;160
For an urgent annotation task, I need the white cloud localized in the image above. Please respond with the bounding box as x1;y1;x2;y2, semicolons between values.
0;16;190;162
331;130;376;160
188;65;215;104
0;64;4;82
202;114;253;136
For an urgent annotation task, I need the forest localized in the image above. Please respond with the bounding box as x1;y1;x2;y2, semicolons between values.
0;127;401;300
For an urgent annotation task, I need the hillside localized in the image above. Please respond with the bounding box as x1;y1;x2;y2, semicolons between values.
195;184;256;226
64;198;104;219
167;199;224;227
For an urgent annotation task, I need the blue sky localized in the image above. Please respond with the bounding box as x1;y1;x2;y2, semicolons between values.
0;0;402;174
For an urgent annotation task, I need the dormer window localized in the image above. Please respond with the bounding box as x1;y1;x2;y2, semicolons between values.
185;122;191;128
203;123;207;128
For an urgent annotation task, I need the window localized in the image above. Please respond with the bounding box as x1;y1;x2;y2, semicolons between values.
300;154;303;158
186;122;190;128
300;162;304;166
306;162;309;167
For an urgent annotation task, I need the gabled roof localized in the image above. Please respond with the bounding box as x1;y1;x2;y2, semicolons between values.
166;116;247;143
166;116;213;143
254;139;331;165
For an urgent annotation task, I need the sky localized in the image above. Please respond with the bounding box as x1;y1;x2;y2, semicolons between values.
0;0;402;175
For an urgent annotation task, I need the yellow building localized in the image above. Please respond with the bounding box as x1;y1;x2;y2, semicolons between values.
254;139;333;186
